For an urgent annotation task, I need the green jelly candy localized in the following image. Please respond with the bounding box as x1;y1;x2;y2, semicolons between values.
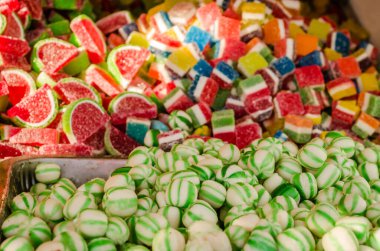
63;50;91;76
47;20;71;36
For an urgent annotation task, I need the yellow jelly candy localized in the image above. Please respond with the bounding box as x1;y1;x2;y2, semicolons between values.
237;52;268;77
241;2;266;21
308;19;332;42
289;22;305;39
357;73;380;92
166;45;199;76
193;125;211;136
324;48;342;61
127;32;150;49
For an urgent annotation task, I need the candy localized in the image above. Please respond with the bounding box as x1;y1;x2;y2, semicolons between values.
183;200;218;227
35;162;61;184
63;192;96;220
315;163;341;189
135;213;169;246
102;187;137;218
237;52;268;77
106;216;130;245
54;231;87;251
332;56;362;79
87;238;116;251
152;228;185;251
0;236;34;251
248;149;275;180
211;62;239;90
322;226;359;251
163;87;194;113
226;182;258;207
294;65;324;90
295;34;318;56
166;45;199;77
263;18;287;46
359;92;380;118
284;115;313;144
297;143;327;170
168;110;193;132
77;209;108;238
188;76;219;106
291;172;318;200
274;91;305;118
277;226;315;251
306;202;340;237
105;125;140;157
184;26;211;52
126;117;151;145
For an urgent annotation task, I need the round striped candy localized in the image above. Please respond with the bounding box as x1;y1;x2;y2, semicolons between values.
330;136;356;158
238;153;250;169
27;216;52;247
245;169;259;186
106;216;130;245
11;192;36;214
282;141;299;157
291;172;318;200
309;137;325;147
338;193;367;216
257;201;284;219
315;163;341;189
185;239;214;251
336;216;372;244
356;147;379;164
230;212;260;232
224;205;256;227
148;146;164;161
253;184;272;207
299;200;315;210
272;184;301;205
367;228;380;250
189;164;215;181
129;164;158;191
104;174;135;192
183;138;204;153
102;187;138;218
367;202;380;224
155;172;175;191
264;208;294;230
257;137;283;162
315;187;343;206
359;162;379;182
0;236;33;251
158;206;182;229
226;182;258;207
254;219;282;237
291;208;310;227
199;180;226;209
126;216;138;244
49;184;75;206
272;195;298;212
135;197;158;216
1;211;31;238
168;110;193;131
197;156;223;172
370;180;380;202
152;227;185;251
77;178;105;204
35;163;61;184
36;198;63;222
172;144;199;160
88;237;116;251
165;179;198;208
54;231;87;251
343;177;371;200
53;220;76;237
277;226;315;251
218;144;240;164
276;157;302;182
30;183;48;195
144;129;160;147
187;155;205;165
111;167;131;176
203;150;219;158
204;138;224;152
263;173;286;194
225;225;249;249
138;188;157;200
156;152;183;173
306;203;340;237
36;241;65;251
297;144;327;170
216;164;247;188
182;200;218;227
324;131;345;146
156;191;168;208
171;170;200;188
243;229;276;251
248;149;275;180
120;244;150;251
322;226;359;251
77;209;108;238
53;177;76;192
63;192;97;220
136;213;170;246
127;146;153;167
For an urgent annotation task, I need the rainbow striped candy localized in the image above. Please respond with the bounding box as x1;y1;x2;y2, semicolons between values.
11;192;36;214
77;209;108;238
63;192;97;220
35;162;61;184
226;182;258;207
152;228;185;251
165;179;198;208
322;226;359;251
106;216;130;245
0;236;34;251
88;237;117;251
248;149;275;180
182;200;218;227
54;231;87;251
199;180;226;209
306;202;340;237
291;172;318;200
157;206;182;229
136;213;170;246
225;225;249;249
297;143;327;170
102;187;138;218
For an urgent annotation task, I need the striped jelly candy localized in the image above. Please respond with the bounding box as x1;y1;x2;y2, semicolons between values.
53;221;76;237
183;138;204;153
282;141;299;157
272;195;298;212
35;198;64;222
343;176;371;200
50;184;75;205
172;144;199;160
155;172;175;192
272;184;301;205
356;147;379;164
156;152;182;172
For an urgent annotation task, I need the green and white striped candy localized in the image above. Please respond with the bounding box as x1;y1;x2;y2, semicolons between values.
324;131;345;146
282;141;299;157
356;148;379;164
306;202;340;237
299;200;315;210
1;211;31;238
224;205;256;227
63;192;97;220
197;156;223;172
230;212;261;232
367;228;380;251
338;193;367;216
248;149;275;180
276;157;302;182
245;169;259;186
272;184;301;205
35;198;63;222
172;144;199;159
155;172;175;192
54;178;76;192
315;187;343;206
204;138;224;152
182;200;218;227
336;216;372;244
243;229;276;251
183;138;204;153
199;180;226;209
54;231;88;251
330;136;356;158
322;226;359;251
257;137;283;162
225;225;249;249
297;144;327;170
359;162;379;182
138;188;156;200
315;163;341;189
158;206;182;229
188;155;205;165
238;153;250;170
254;219;282;237
120;244;150;251
277;226;315;251
35;163;61;184
136;213;170;246
36;241;65;251
148;146;164;161
291;208;310;227
77;209;108;238
165;179;198;208
291;172;318;200
226;182;258;207
144;129;160;147
203;150;219;158
168;110;194;132
264;207;294;230
172;170;200;188
218;144;241;164
104;173;135;192
371;180;380;202
257;201;284;219
367;202;380;224
272;195;298;212
88;237;116;251
135;197;158;216
189;164;215;181
309;137;325;147
11;192;36;214
253;184;272;207
49;184;75;206
129;164;158;191
184;239;214;251
263;173;286;194
106;216;130;245
156;191;168;208
343;177;371;200
156;152;182;173
53;221;76;236
359;245;376;251
77;178;105;204
127;146;153;167
30;183;48;196
0;236;33;251
37;190;51;202
152;228;185;251
102;187;137;218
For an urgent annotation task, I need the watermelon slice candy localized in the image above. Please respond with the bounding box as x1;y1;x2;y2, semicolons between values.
39;144;94;156
0;51;30;71
16;2;32;29
1;68;36;105
83;125;105;155
0;80;9;96
84;64;123;97
21;0;42;20
0;35;30;56
0;0;20;15
96;11;133;35
7;127;59;146
53;77;101;104
0;142;38;158
3;11;25;38
104;124;140;156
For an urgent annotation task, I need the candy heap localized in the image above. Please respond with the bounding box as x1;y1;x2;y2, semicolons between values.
0;0;379;158
2;134;380;250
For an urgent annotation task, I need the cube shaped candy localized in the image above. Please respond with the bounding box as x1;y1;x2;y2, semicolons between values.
126;117;151;144
308;19;333;42
225;97;247;119
283;114;313;144
240;21;263;43
212;109;236;144
150;11;173;33
186;102;212;128
184;26;212;52
168;2;196;26
188;76;219;106
211;61;239;89
331;56;362;79
188;59;213;80
238;52;268;77
271;57;295;79
256;68;280;95
356;73;379;92
166;45;199;77
235;121;262;149
163;87;194;113
241;2;266;21
298;50;327;69
299;87;322;107
212;38;246;62
211;88;230;110
352;112;380;139
358;92;380;118
238;75;270;102
274;91;305;118
274;38;295;60
245;95;274;122
295;34;319;56
294;65;324;90
196;2;222;31
326;77;356;100
214;16;241;40
246;38;273;62
304;105;322;125
263;18;287;45
332;100;360;128
158;129;184;151
329;31;350;56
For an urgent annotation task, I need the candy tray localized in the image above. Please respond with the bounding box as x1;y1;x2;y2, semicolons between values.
0;156;127;230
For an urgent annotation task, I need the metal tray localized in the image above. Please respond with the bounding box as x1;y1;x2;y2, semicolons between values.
0;156;128;228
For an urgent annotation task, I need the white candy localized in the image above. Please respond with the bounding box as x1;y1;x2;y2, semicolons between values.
35;163;61;184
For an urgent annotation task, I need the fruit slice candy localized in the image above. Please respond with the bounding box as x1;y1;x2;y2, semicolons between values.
83;126;105;155
0;80;9;96
31;38;79;74
96;11;133;35
0;0;20;15
36;72;69;88
0;13;6;34
107;45;150;89
3;12;24;38
21;0;42;20
54;77;101;104
8;128;59;146
70;15;106;64
62;98;110;144
7;85;58;128
1;68;36;105
104;124;140;156
0;52;30;71
0;35;30;56
39;144;94;156
84;64;123;97
108;92;157;125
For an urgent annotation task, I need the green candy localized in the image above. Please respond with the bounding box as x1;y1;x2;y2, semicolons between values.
291;172;318;200
11;192;36;214
216;164;247;188
343;177;371;200
35;198;64;222
35;162;61;184
338;193;367;216
277;226;315;251
276;157;302;182
144;129;160;147
226;183;258;207
315;163;341;189
106;217;130;245
330;136;356;158
272;184;301;205
322;226;359;251
77;209;108;238
359;162;379;182
104;173;135;192
315;187;343;206
172;170;200;188
129;164;158;191
182;200;218;227
0;236;33;251
157;206;182;229
172;144;199;160
88;237;117;251
168;110;194;132
282;141;299;157
165;179;198;208
77;178;105;204
225;225;250;249
152;228;185;251
272;195;298;212
297;144;327;170
257;137;283;162
263;173;286;194
54;231;87;251
135;197;158;216
155;172;175;192
253;184;272;207
135;213;169;246
156;152;183;173
336;216;372;244
53;221;76;236
218;144;241;164
306;203;340;237
102;187;138;218
127;146;153;167
62;191;97;220
199;180;227;209
248;149;275;180
189;164;215;181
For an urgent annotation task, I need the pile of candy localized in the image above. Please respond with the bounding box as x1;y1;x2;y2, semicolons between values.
0;0;379;158
1;134;380;250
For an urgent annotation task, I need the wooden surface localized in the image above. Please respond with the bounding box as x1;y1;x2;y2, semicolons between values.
350;0;380;47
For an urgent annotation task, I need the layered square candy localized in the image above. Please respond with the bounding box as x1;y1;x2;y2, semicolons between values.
211;109;236;144
274;91;305;118
283;114;313;144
